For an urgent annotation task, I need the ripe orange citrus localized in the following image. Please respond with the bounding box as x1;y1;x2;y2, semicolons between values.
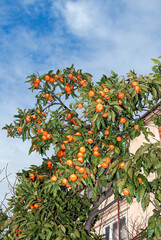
88;90;95;97
82;174;88;178
138;177;142;184
70;174;77;181
42;135;47;140
67;113;72;119
75;132;81;136
78;157;84;163
51;175;58;182
67;135;73;142
102;112;108;118
118;99;123;105
93;151;99;157
93;146;99;151
96;103;103;112
61;178;68;185
96;98;103;103
132;81;138;87
116;136;122;141
47;134;51;139
34;203;39;209
18;126;22;132
45;75;50;81
120;118;126;124
32;115;36;120
109;145;115;150
45;93;50;98
37;119;42;124
50;77;56;82
103;87;109;93
38;175;43;180
41;112;46;117
77;152;83;158
106;157;111;163
30;205;34;210
104;129;109;135
79;147;86;153
61;144;66;150
119;162;124;169
118;92;125;99
87;138;93;144
88;130;93;134
38;128;43;133
134;125;139;130
98;91;105;96
47;161;52;166
26;116;31;122
66;160;73;166
68;73;73;79
78;167;86;173
78;104;83;109
123;189;130;196
101;162;108;168
135;86;140;92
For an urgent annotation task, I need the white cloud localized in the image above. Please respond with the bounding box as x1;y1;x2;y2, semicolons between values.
51;0;161;75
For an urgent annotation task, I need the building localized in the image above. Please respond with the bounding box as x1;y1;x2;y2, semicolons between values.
94;102;161;240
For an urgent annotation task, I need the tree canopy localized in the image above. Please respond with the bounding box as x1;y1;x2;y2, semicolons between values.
1;57;161;239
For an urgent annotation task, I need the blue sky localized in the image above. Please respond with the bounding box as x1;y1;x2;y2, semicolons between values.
0;0;161;202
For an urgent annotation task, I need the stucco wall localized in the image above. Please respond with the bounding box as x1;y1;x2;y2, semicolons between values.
94;108;161;238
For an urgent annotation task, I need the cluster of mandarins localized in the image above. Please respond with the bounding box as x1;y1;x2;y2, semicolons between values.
33;74;63;88
33;73;88;98
118;161;143;196
77;87;129;124
11;110;47;135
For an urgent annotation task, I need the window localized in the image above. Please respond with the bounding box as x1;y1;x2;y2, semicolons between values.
104;215;127;240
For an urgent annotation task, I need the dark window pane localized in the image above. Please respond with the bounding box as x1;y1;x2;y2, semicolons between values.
112;221;118;240
105;226;110;240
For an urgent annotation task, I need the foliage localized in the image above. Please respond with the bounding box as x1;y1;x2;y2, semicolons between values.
1;57;161;239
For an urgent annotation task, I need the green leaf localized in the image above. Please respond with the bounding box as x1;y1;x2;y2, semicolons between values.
130;129;136;140
96;117;101;130
91;190;97;201
155;218;161;239
97;167;104;177
152;87;157;98
74;229;80;238
114;147;120;154
118;140;127;153
141;192;150;211
109;159;119;171
100;175;109;188
148;215;156;229
111;110;115;122
157;168;161;177
133;144;150;162
136;185;146;202
60;224;66;233
147;228;155;238
46;230;52;240
126;182;135;196
151;58;161;64
117;174;127;193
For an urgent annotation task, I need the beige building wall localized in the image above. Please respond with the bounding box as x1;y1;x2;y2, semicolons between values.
94;106;161;239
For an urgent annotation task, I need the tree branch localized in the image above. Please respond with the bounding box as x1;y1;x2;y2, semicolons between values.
84;183;113;235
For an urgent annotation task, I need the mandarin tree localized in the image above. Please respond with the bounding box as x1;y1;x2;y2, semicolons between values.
1;58;161;239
